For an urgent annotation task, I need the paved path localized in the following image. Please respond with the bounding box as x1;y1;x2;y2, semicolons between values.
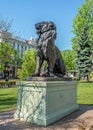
0;105;93;130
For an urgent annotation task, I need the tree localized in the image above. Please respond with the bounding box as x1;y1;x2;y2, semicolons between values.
17;48;36;80
0;18;22;42
72;0;93;51
61;50;76;70
0;18;13;32
76;24;92;81
0;42;18;70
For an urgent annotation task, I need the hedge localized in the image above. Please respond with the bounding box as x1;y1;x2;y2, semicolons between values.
0;80;17;88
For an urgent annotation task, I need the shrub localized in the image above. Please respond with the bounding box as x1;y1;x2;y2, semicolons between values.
90;71;93;80
17;48;36;80
0;80;16;88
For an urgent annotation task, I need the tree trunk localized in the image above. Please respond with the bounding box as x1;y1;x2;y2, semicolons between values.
87;75;89;82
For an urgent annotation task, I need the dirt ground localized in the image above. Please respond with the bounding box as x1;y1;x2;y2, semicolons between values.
0;105;93;130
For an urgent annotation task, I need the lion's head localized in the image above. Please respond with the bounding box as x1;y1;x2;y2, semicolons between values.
35;21;57;42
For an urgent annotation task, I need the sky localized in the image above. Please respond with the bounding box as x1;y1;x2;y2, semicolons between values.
0;0;85;50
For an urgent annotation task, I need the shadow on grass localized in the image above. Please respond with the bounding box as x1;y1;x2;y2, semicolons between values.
78;103;93;106
0;94;10;96
79;81;93;83
0;97;17;106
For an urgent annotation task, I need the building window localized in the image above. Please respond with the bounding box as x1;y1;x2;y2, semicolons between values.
25;46;27;50
13;43;15;48
21;45;23;58
17;44;19;51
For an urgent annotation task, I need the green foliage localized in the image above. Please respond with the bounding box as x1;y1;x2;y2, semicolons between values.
17;48;36;80
0;64;4;71
61;50;76;70
0;42;18;68
76;25;92;81
90;71;93;80
72;0;93;81
72;0;93;51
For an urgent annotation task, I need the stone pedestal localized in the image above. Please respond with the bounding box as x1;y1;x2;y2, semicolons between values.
14;81;79;126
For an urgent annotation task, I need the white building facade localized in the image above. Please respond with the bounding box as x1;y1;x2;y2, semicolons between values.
0;31;34;59
0;31;35;79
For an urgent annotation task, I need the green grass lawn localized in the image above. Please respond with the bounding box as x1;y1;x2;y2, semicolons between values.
77;81;93;105
0;87;17;112
0;81;93;112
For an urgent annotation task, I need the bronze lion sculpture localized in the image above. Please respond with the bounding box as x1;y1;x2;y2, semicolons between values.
32;21;66;77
